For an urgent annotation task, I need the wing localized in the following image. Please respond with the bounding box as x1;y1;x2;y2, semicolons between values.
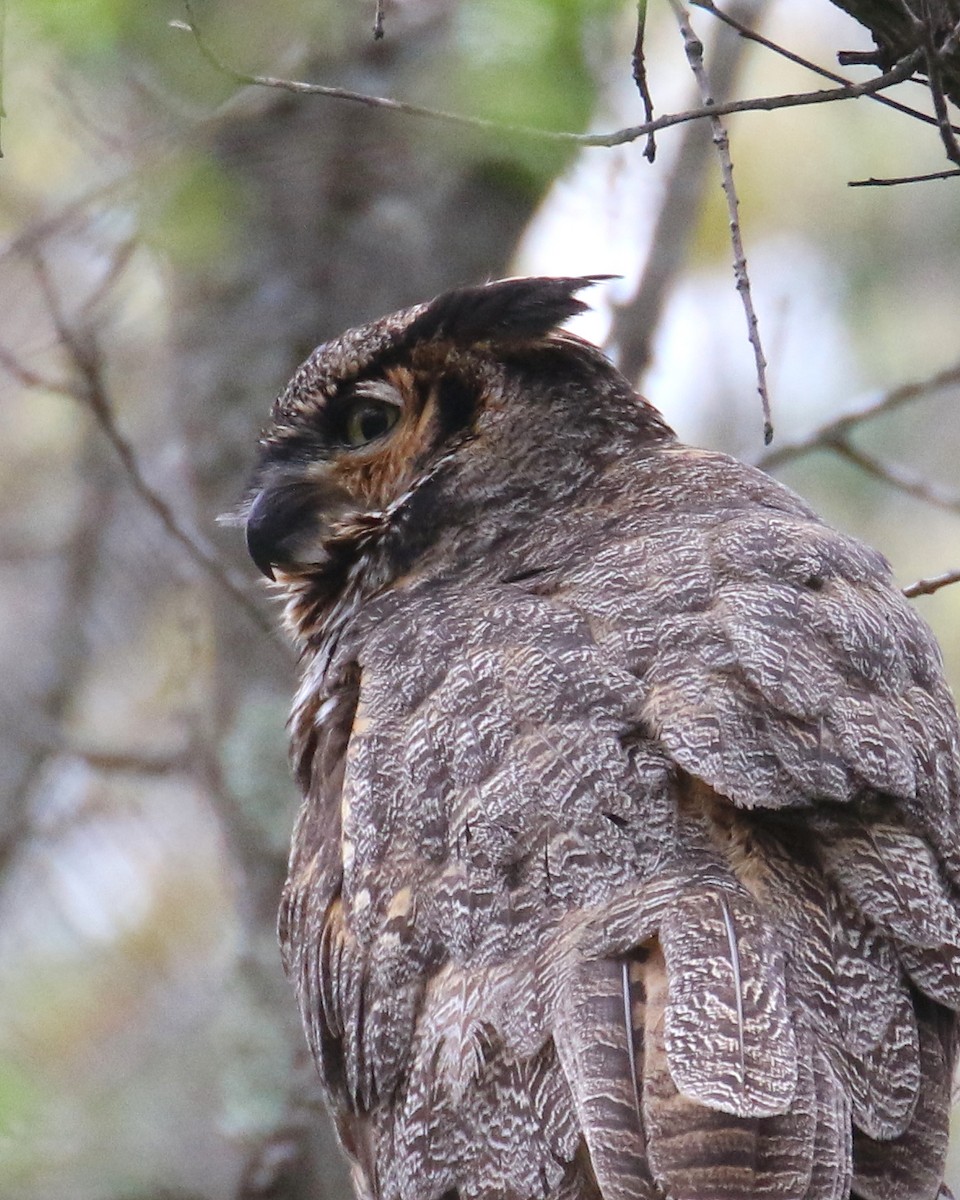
545;446;960;1200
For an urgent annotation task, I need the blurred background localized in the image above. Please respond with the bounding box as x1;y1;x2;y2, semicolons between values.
1;1;959;1197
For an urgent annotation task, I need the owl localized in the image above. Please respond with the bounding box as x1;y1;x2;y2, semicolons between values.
242;276;960;1200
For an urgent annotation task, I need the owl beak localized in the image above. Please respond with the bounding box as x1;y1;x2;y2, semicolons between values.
244;475;355;579
245;489;282;579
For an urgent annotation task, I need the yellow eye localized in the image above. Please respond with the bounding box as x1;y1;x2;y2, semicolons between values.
343;399;400;447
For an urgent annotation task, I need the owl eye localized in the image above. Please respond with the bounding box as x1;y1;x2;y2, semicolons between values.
342;398;401;447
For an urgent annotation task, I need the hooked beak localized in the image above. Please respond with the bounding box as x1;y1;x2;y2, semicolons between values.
245;489;281;580
244;476;352;580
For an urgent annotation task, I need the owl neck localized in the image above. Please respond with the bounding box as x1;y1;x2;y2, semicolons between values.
281;527;396;683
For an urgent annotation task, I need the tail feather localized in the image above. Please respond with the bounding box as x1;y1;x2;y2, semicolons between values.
741;832;921;1139
839;982;919;1140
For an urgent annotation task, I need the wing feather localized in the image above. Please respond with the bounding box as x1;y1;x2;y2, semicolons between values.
552;955;658;1200
642;941;814;1200
279;445;960;1200
806;1046;852;1200
815;820;960;951
659;888;797;1117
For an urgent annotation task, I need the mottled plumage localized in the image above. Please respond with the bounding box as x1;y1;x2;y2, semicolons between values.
242;276;960;1200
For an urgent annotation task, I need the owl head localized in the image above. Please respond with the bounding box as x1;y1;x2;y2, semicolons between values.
241;276;673;624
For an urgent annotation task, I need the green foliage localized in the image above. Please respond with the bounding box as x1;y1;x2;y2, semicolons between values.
0;1058;44;1188
143;153;245;268
439;0;623;190
0;1058;41;1136
454;0;612;129
19;0;129;56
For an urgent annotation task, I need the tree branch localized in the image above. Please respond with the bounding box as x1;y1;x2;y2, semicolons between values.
175;6;924;151
669;0;773;442
849;166;960;183
755;362;960;602
829;436;960;512
828;0;960;109
903;567;960;597
0;252;282;644
612;2;759;384
631;0;658;163
757;359;960;469
693;0;960;133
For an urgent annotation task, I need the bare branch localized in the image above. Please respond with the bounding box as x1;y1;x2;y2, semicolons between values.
829;437;960;512
904;567;960;597
612;3;757;382
757;360;960;469
669;0;773;443
828;0;960;109
693;0;960;133
0;418;115;874
849;166;960;183
0;340;65;391
175;6;924;151
631;0;658;163
84;238;141;316
0;176;136;267
3;252;282;644
924;15;960;165
756;362;960;564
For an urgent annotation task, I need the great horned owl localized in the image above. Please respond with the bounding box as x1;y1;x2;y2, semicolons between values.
242;277;960;1200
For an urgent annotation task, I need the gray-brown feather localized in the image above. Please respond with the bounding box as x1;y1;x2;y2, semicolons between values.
250;278;960;1200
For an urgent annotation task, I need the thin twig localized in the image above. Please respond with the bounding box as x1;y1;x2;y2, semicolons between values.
0;424;115;874
0;340;65;391
903;567;960;598
612;3;758;382
373;0;385;41
829;437;960;512
757;359;960;469
943;13;960;58
632;0;657;162
7;252;281;643
923;15;960;166
175;6;924;151
0;176;137;266
669;0;773;443
700;1;960;180
79;235;140;317
849;167;960;184
692;0;960;135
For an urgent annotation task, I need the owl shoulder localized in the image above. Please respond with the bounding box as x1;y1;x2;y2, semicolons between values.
559;443;960;860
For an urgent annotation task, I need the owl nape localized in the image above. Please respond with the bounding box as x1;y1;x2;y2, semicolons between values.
243;276;960;1200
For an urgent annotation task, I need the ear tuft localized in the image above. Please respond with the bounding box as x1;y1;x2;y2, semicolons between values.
405;275;613;347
